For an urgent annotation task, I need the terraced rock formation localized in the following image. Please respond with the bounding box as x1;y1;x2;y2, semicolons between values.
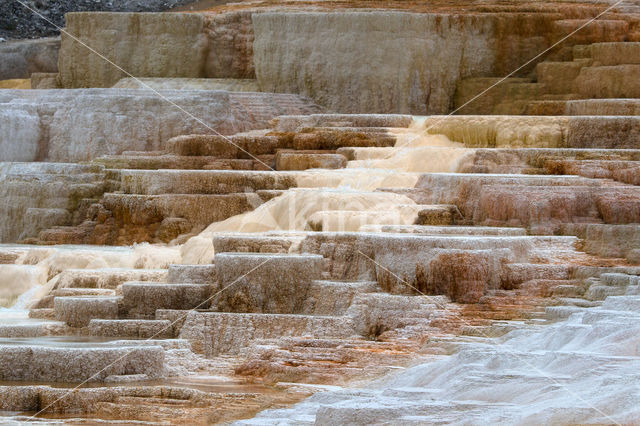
40;1;640;113
456;42;640;115
0;1;640;424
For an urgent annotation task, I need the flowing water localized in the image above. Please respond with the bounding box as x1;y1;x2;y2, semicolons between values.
240;294;640;424
181;121;474;263
3;117;636;424
0;243;181;309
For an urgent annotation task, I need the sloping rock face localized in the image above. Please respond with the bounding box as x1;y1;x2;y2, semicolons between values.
0;89;321;162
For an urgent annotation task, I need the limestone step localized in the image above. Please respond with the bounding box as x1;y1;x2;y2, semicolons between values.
120;150;165;157
0;163;107;243
53;288;116;297
551;284;585;298
113;77;261;91
564;99;640;115
121;283;212;318
291;130;396;150
453;77;533;115
167;264;217;284
201;158;274;171
600;273;640;287
36;287;118;309
0;321;68;338
302;232;547;286
214;252;324;314
580;309;640;324
591;42;640;66
414;205;458;226
178;311;356;356
575;65;640;98
54;296;120;328
36;190;265;245
165;134;283;158
601;295;640;312
584;285;626;301
96;154;218;170
102;193;257;228
612;165;640;186
213;233;305;254
556;297;601;308
536;59;591;94
28;308;56;320
115;170;296;195
528;236;578;251
573;44;593;60
474;148;640;169
501;82;546;101
345;293;439;337
95;154;275;171
35;225;94;245
306;209;421;232
301;280;380;316
413;173;598;194
275;151;347;171
505;264;571;287
303;126;397;134
272;114;413;132
439;112;640;147
543;159;640;179
55;268;167;290
0;247;27;264
358;224;527;236
625;285;640;295
0;345;164;382
88;319;174;339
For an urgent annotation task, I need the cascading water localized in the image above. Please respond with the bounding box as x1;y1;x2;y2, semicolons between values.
179;120;475;264
0;243;182;311
239;290;640;424
0;264;47;308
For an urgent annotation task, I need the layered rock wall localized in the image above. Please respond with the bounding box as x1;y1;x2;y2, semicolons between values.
253;12;498;114
52;8;638;112
252;11;628;114
57;11;254;88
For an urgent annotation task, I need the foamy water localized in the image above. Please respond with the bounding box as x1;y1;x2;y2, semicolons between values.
181;189;420;264
0;243;181;308
181;119;474;264
346;127;474;173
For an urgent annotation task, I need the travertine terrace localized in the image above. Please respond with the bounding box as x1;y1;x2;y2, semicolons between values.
1;0;640;424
